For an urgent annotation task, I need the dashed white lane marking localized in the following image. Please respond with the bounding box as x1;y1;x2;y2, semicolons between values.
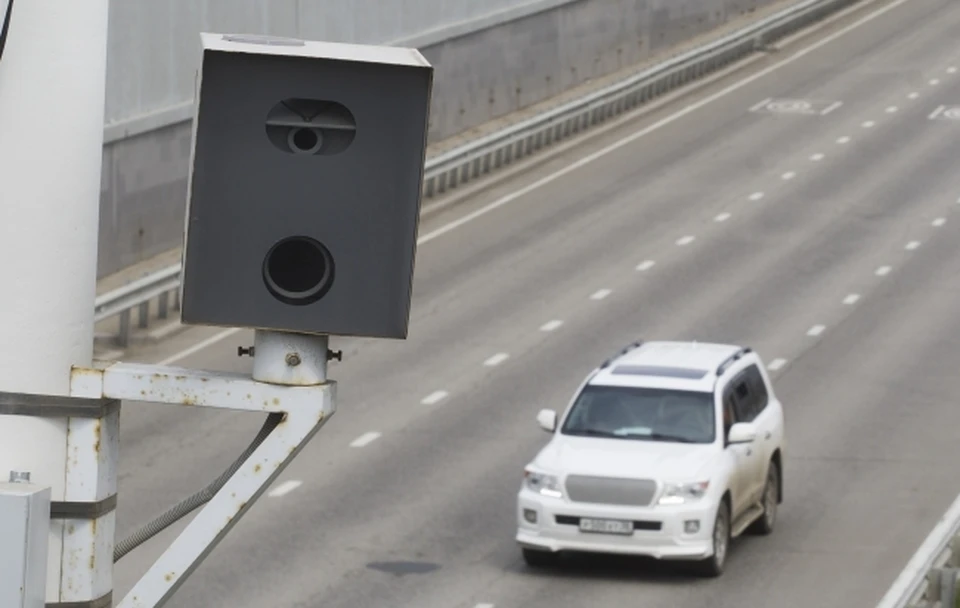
749;192;765;201
861;120;875;128
421;390;449;405
268;480;303;498
807;325;826;337
810;153;825;161
767;358;787;371
908;92;919;99
590;288;613;300
875;265;892;276
541;320;564;332
886;106;898;113
930;78;940;85
350;432;382;448
929;106;946;120
475;604;495;608
636;260;656;271
676;235;696;246
836;136;851;144
906;240;921;250
949;67;957;74
932;217;946;227
484;352;510;366
157;327;243;366
715;212;731;222
843;294;860;305
781;171;796;180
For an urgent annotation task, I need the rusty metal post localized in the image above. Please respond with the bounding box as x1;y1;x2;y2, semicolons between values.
68;330;337;608
0;0;114;606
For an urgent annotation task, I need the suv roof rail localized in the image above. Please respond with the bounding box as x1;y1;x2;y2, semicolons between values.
715;347;752;376
599;339;645;369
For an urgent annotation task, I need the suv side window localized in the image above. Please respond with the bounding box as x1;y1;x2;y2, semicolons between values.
731;374;755;422
741;364;769;417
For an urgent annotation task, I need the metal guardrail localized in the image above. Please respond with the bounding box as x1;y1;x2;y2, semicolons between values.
95;0;865;347
877;492;960;608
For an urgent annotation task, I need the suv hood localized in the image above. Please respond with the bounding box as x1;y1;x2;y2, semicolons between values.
534;435;718;480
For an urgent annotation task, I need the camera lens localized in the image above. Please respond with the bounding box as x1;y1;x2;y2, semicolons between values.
262;236;335;305
287;127;323;154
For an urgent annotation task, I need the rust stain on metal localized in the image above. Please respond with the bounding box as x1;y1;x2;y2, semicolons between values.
89;554;95;570
273;397;280;406
164;572;176;582
253;464;262;473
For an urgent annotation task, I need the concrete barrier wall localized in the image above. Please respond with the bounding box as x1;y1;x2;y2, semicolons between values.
97;0;783;280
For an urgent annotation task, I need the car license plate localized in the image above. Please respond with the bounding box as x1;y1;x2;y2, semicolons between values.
578;517;634;535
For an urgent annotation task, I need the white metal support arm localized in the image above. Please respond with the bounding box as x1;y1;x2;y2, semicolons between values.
69;331;337;608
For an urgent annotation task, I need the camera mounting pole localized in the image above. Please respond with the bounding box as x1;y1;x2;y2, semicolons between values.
69;332;337;608
0;1;115;607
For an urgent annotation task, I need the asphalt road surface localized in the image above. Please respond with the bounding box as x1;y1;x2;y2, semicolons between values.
109;0;960;605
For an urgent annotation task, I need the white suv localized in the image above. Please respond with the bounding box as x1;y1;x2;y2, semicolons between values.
515;340;785;577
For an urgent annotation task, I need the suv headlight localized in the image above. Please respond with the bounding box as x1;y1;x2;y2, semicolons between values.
524;468;563;498
658;481;710;505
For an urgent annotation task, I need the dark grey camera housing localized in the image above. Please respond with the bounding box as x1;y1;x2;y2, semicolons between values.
178;33;434;339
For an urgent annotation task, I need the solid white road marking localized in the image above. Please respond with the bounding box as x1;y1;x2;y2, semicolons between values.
636;260;656;271
885;106;898;113
749;97;774;112
157;328;243;366
475;604;495;608
836;136;851;144
715;212;731;222
767;358;787;371
906;240;921;250
810;153;825;161
590;288;612;300
268;480;303;498
540;320;564;332
421;390;449;405
932;217;946;227
861;120;875;128
843;294;860;305
781;171;796;180
676;235;696;246
749;192;765;201
350;432;382;448
484;352;510;366
875;265;892;276
807;325;826;337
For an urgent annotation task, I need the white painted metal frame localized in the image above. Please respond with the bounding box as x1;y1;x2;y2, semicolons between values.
69;331;337;608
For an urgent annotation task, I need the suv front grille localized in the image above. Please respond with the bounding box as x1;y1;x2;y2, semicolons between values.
564;475;658;507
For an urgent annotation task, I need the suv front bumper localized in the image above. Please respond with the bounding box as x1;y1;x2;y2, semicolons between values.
515;487;717;560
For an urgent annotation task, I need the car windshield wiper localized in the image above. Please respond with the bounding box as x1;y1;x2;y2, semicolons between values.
565;428;619;438
646;431;697;443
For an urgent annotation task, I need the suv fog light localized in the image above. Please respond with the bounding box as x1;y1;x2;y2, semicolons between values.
683;520;700;534
524;509;538;524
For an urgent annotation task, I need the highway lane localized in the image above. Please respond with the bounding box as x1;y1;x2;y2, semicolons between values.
106;0;960;605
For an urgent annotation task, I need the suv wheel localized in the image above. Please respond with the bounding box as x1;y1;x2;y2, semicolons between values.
694;500;730;577
749;463;779;535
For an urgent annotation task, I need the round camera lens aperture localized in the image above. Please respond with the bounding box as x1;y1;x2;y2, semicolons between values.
288;127;323;155
262;236;335;305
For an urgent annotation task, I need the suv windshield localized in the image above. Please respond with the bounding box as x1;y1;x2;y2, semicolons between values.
560;384;716;444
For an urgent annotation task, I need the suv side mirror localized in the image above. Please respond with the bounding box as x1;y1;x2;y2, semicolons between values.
727;422;757;444
536;409;558;433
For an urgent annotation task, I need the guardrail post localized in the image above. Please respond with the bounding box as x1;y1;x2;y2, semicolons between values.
138;301;150;329
118;309;131;348
157;292;169;320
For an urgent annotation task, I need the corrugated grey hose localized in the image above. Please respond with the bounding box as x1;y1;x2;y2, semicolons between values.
114;412;285;562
